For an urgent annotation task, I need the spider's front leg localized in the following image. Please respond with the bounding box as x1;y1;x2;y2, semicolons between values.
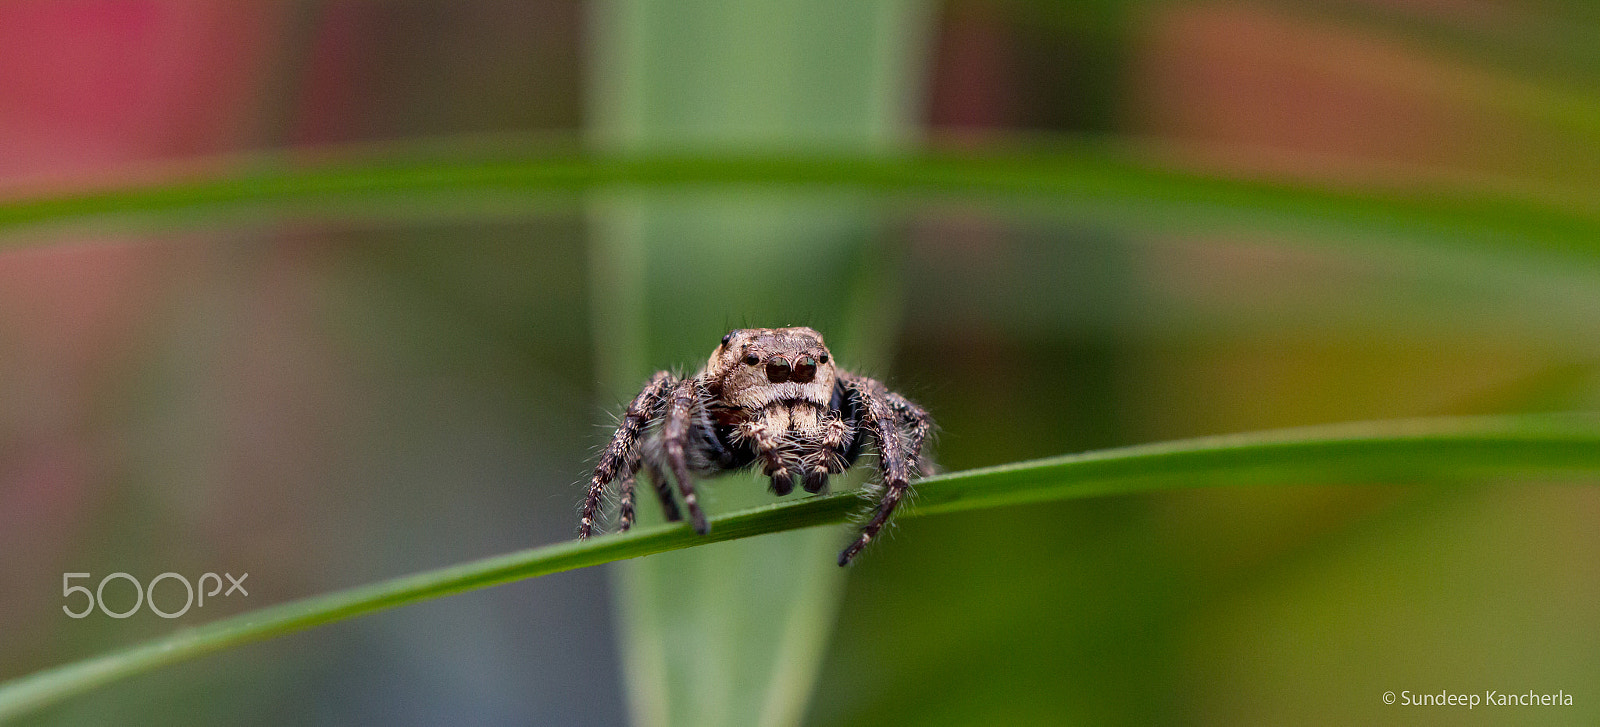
580;371;674;539
661;378;712;534
837;372;930;566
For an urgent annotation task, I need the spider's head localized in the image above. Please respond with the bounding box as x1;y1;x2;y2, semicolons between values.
707;327;836;409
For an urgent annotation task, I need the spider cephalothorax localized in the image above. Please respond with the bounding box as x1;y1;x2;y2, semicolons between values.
579;326;932;565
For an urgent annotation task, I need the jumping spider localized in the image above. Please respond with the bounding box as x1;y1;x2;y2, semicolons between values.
580;326;932;565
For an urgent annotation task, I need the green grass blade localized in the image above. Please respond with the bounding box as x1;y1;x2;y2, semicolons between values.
3;413;1600;721
2;149;1597;261
585;0;930;722
588;203;901;727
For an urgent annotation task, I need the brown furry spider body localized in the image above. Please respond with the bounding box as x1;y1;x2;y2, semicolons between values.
579;327;932;565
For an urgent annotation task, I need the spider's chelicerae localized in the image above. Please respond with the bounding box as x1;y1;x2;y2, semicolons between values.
579;326;932;565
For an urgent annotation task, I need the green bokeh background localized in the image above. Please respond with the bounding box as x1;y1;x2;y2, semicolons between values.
2;1;1598;725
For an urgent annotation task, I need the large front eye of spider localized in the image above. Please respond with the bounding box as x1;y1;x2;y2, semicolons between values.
791;356;817;383
765;356;792;383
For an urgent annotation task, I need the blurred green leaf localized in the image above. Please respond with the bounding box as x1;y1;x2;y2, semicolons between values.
583;0;931;723
4;413;1600;722
1;147;1596;261
587;194;900;727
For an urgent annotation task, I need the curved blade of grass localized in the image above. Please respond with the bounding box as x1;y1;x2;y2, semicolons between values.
2;148;1597;262
4;413;1600;721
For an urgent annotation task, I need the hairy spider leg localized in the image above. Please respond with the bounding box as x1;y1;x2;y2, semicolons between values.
645;462;681;524
662;378;712;534
837;373;929;566
886;390;934;474
619;462;684;534
616;455;643;531
580;371;675;539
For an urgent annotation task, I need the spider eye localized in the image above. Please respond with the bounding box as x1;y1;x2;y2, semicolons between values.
743;353;760;366
792;356;817;383
721;332;733;346
818;353;829;364
766;357;792;383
